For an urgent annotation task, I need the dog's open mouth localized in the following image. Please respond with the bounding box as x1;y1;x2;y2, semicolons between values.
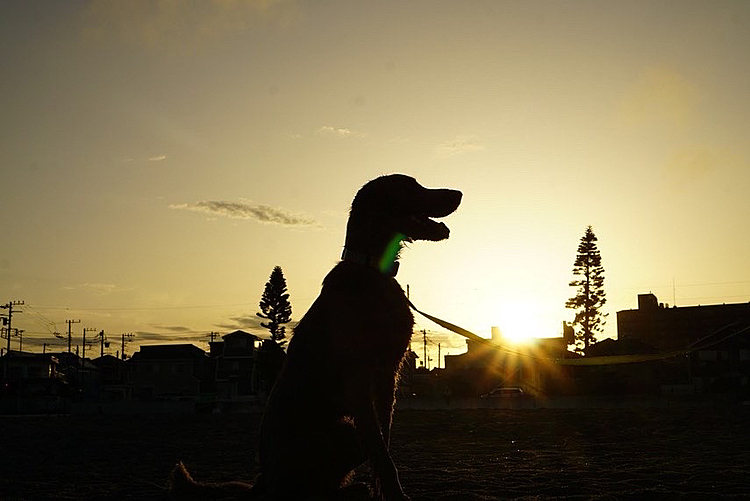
401;188;462;241
405;214;450;241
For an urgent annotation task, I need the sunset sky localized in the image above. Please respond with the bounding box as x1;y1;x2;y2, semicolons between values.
2;1;749;364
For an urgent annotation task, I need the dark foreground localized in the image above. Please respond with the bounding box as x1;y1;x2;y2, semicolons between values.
1;406;749;500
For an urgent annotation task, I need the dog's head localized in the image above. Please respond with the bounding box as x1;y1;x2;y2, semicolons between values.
350;174;462;242
344;175;461;273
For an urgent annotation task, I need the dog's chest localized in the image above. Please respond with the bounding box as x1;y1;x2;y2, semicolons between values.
320;266;414;362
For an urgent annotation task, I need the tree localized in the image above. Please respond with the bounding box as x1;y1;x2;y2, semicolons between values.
257;266;293;345
565;226;607;353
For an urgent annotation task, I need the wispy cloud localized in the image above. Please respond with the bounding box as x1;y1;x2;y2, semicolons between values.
133;331;207;344
170;200;318;227
317;125;366;138
148;154;167;162
215;313;266;332
62;283;119;295
149;324;192;333
434;135;485;158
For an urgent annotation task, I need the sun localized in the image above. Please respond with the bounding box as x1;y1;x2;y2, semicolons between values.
493;302;546;344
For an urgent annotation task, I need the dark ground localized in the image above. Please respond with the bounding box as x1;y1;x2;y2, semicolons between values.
1;406;749;500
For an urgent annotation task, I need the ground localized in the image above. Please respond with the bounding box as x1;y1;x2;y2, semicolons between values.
1;406;749;500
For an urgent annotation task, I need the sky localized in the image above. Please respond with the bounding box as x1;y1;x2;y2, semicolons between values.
1;0;749;364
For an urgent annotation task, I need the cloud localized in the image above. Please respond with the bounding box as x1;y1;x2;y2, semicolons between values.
215;313;266;332
81;0;299;50
434;135;485;158
62;283;119;295
133;331;207;344
149;324;192;332
317;125;366;138
618;67;698;130
170;200;318;226
148;155;167;162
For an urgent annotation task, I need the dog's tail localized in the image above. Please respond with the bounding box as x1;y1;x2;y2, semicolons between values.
169;461;259;500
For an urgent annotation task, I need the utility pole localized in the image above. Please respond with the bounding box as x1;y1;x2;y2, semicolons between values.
16;329;24;352
438;343;441;369
82;327;97;361
206;331;218;352
422;329;427;370
43;342;49;354
65;319;81;354
99;330;106;357
2;301;24;355
121;333;135;360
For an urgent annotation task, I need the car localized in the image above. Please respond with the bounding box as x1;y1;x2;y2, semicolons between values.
480;386;525;398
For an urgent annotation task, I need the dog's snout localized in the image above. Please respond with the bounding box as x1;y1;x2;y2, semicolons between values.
450;189;463;207
428;188;462;218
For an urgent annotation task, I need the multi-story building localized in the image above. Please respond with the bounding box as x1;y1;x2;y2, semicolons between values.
616;293;750;394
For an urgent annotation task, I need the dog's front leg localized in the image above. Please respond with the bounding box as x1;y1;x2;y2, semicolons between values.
353;384;409;501
374;368;397;448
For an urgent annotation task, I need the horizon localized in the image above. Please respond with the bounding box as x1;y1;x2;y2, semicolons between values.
2;1;750;364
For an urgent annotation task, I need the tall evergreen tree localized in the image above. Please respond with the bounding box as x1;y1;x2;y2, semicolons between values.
565;226;607;353
257;266;292;345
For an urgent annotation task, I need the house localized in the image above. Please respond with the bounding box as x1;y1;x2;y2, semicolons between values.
47;351;101;397
0;350;67;396
92;354;132;401
210;330;263;399
129;344;210;401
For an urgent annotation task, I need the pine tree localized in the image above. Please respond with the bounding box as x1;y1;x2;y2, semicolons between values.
565;226;607;353
256;266;292;345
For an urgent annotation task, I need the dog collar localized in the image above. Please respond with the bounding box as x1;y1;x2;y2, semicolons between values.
341;248;400;277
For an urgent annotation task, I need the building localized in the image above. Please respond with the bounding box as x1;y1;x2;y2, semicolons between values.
210;330;263;399
92;354;131;401
618;293;750;351
0;351;65;395
129;344;211;401
616;293;750;395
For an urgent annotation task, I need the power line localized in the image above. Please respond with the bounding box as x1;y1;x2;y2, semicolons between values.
29;302;252;312
677;294;750;302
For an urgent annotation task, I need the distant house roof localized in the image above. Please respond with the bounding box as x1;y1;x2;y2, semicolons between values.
48;351;99;369
2;351;58;364
92;354;124;366
585;338;657;357
131;344;207;360
223;330;261;341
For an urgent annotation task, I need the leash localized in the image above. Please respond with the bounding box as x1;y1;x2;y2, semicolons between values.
407;299;750;366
